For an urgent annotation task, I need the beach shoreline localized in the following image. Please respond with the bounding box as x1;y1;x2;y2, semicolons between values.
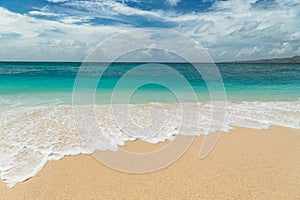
1;126;300;199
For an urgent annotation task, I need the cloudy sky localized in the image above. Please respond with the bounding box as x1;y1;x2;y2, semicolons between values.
0;0;299;62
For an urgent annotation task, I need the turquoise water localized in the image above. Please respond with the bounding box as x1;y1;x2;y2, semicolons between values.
0;62;299;106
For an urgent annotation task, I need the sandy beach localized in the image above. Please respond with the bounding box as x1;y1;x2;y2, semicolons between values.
1;0;300;199
1;126;300;199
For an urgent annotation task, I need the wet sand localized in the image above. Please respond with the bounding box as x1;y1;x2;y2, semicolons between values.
1;126;300;199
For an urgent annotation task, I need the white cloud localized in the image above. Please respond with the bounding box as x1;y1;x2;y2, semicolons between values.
164;0;300;61
47;0;68;3
166;0;180;6
269;42;292;56
59;16;92;24
28;10;61;17
64;1;163;18
0;7;127;61
289;32;300;41
28;6;61;17
236;46;262;58
1;0;300;61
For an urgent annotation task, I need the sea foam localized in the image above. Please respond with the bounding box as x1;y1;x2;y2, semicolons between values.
0;101;299;187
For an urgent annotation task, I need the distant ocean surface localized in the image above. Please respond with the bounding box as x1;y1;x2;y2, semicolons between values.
0;62;299;106
0;62;299;187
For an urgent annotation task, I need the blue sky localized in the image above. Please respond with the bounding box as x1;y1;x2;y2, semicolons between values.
0;0;299;61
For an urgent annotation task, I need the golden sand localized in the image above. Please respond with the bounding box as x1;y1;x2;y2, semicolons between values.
1;126;300;199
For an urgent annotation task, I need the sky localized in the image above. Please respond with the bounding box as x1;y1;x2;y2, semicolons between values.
0;0;299;62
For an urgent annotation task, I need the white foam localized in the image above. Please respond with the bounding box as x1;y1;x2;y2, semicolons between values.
0;101;299;187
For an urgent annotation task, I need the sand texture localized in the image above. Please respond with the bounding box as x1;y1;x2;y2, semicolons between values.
1;126;300;199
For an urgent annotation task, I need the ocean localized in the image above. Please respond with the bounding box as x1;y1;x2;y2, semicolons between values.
0;62;299;106
0;62;299;187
